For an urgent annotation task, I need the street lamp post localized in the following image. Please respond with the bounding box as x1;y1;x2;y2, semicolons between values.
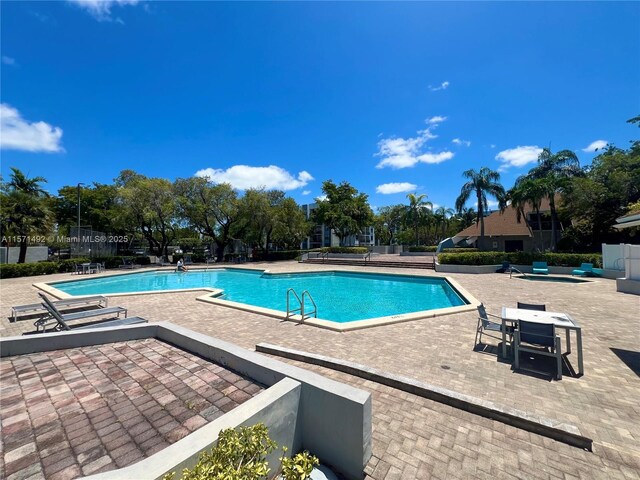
77;183;84;255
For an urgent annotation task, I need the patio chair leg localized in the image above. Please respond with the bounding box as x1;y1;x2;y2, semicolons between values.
474;318;481;346
555;337;562;380
566;329;571;354
514;333;520;370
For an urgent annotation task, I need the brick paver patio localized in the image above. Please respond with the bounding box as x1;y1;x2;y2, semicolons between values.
1;261;639;479
0;339;263;480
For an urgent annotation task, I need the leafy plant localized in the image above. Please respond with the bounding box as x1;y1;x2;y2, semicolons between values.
280;447;319;480
163;423;318;480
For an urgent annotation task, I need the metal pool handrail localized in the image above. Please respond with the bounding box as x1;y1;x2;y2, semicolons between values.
510;267;527;278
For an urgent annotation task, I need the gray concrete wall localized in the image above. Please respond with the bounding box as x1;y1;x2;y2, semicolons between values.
157;324;372;480
83;378;302;480
0;323;372;480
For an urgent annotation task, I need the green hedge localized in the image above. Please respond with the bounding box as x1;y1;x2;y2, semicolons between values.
441;248;480;253
252;250;304;262
438;251;602;267
319;247;369;254
408;246;438;252
0;257;92;279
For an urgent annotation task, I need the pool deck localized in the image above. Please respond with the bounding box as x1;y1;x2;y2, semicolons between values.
1;261;639;479
0;338;263;480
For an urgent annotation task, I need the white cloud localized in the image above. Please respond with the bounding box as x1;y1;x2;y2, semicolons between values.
426;116;447;125
195;165;313;191
452;138;471;147
490;144;496;149
302;190;311;195
316;195;328;202
0;104;64;153
416;152;454;164
67;0;140;21
376;118;453;169
487;199;500;210
428;81;450;92
376;182;417;194
2;56;15;65
582;140;608;152
495;145;542;171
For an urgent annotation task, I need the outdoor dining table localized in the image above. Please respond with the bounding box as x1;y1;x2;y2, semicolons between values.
501;307;584;375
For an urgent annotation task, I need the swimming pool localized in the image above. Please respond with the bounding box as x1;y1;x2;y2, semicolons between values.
46;268;475;328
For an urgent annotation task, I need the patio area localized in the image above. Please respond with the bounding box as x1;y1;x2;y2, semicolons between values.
1;261;639;479
0;338;263;480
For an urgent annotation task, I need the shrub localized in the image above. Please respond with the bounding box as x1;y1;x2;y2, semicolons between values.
252;250;305;262
163;423;318;480
441;247;479;253
320;247;369;254
57;258;91;272
438;251;602;267
0;262;59;279
408;246;438;252
280;448;319;480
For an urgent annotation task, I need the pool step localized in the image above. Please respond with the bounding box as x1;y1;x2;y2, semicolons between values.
301;258;435;269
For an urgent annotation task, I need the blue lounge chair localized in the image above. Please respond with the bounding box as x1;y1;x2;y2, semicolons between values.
572;263;594;277
532;261;549;275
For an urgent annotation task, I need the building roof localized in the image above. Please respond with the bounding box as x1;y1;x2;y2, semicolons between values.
454;197;556;239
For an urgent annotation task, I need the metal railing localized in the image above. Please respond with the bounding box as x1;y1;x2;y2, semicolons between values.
286;288;317;321
510;266;527;278
301;290;317;319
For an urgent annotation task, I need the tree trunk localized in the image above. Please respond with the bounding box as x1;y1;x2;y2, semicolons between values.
536;210;544;252
549;195;558;251
18;240;28;264
477;192;485;250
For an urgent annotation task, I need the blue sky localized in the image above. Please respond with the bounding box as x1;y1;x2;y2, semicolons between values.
1;1;639;212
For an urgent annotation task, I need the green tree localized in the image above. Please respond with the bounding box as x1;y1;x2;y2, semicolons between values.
0;168;53;263
54;183;123;235
174;177;240;261
561;142;640;248
526;148;581;250
375;204;406;245
313;181;373;246
271;197;310;250
116;171;178;257
405;193;432;246
455;167;505;250
434;206;455;242
508;177;549;251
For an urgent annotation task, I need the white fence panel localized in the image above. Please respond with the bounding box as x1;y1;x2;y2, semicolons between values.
601;243;625;271
624;244;640;281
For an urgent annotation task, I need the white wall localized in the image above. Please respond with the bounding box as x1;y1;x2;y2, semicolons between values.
624;244;640;281
0;246;49;264
602;243;625;271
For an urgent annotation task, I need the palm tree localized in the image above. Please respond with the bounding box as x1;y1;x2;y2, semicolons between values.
1;168;51;263
405;193;432;245
527;148;581;250
455;167;505;249
509;177;548;252
434;206;455;241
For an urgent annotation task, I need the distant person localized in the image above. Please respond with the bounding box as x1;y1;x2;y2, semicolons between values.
177;258;188;272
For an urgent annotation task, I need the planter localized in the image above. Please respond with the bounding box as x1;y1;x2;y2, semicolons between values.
400;252;436;257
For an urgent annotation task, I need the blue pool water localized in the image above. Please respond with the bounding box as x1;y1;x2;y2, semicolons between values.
51;269;467;323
